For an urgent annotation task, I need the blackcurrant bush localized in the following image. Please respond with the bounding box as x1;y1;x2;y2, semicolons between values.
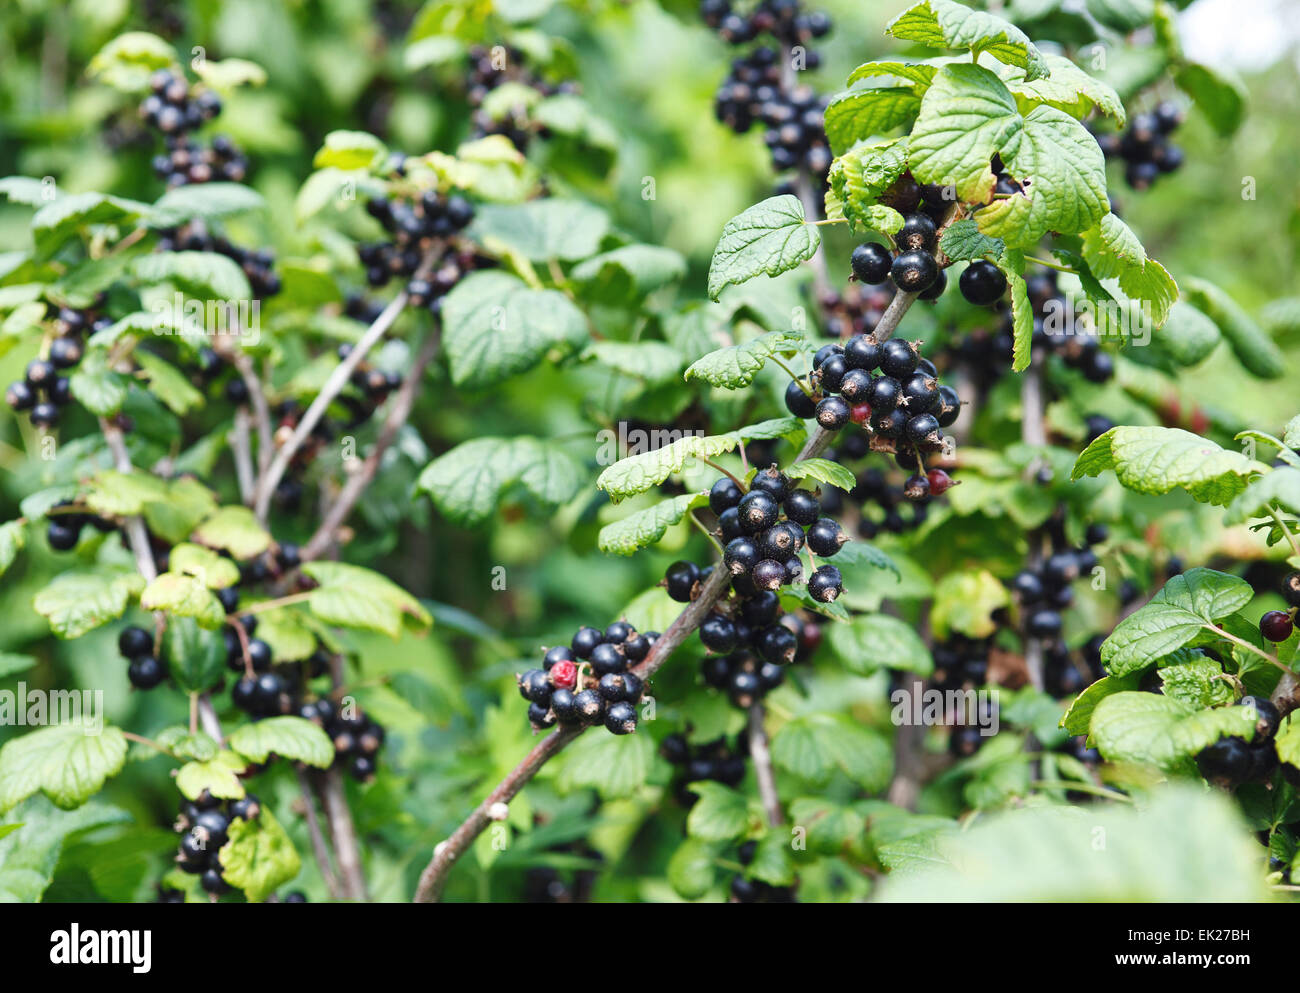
850;242;891;284
891;250;938;293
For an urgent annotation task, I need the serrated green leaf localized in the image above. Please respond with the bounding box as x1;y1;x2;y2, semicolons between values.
192;505;272;560
886;0;1050;79
1159;657;1233;708
1060;671;1142;736
176;751;247;801
786;458;856;493
69;349;130;415
148;183;265;227
470;199;608;261
1175;62;1247;137
684;331;805;389
1100;568;1254;675
1072;426;1267;505
1157;301;1220;366
156;727;219;762
686;782;753;841
557;730;654;799
827;612;933;676
581;340;684;384
597;492;708;556
666;837;722;899
0;725;128;813
1000;52;1125;124
141;574;224;627
301;561;432;638
0;797;130;902
828;138;910;234
570;244;685;302
823;87;922;155
313;130;387;171
229;717;334;768
707;195;819;300
218;806;300;903
33;568;145;639
442;270;588;388
162;616;226;694
846;60;940;89
418;435;584;526
31;192;149;259
1225;467;1300;526
1090;692;1254;769
771;713;891;791
939;218;1004;261
168;543;241;589
130;251;252;302
0;519;26;580
930;568;1011;639
133;350;205;415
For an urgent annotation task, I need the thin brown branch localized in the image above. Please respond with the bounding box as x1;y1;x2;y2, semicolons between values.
231;407;255;505
227;349;274;478
297;768;343;900
301;326;442;562
317;769;369;901
413;564;733;903
748;704;782;827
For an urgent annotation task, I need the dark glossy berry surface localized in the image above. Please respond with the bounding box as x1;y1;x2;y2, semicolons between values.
958;260;1007;305
850;242;891;284
128;655;166;689
118;625;153;659
1260;610;1292;643
665;560;700;602
890;250;938;293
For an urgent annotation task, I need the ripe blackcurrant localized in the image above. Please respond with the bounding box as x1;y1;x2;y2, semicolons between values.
5;380;34;411
128;655;166;689
903;474;930;501
815;396;850;430
817;354;847;392
896;214;937;254
47;520;80;551
573;689;605;724
729;670;762;707
904;412;941;445
118;625;153;659
850;242;891;284
737;491;780;534
725;537;761;576
719;506;744;541
843;334;880;371
590;642;628;675
958;260;1007;306
783;489;820;526
806;518;846;557
605;701;638;735
665;560;700;602
245;638;273;671
550;688;580;724
936;385;961;427
739;590;781;627
1282;572;1300;608
890;250;938;293
919;268;947;300
1238;695;1281;740
529;702;556;729
808;565;843;603
750;468;790;502
543;645;574;670
865;374;900;413
899;372;938;413
1195;736;1252;787
879;338;918;379
838;368;872;403
518;668;553;704
752;559;786;591
571;626;605;658
1026;609;1063;639
623;633;650;662
29;402;59;427
784;380;816;418
49;337;84;368
1260;610;1292;643
709;477;743;515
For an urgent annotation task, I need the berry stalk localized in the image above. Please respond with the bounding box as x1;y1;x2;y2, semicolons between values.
414;564;733;902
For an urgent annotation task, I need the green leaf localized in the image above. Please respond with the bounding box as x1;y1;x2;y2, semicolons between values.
0;725;128;813
192;56;266;91
470;199;609;261
147;183;265;227
192;505;272;560
0;797;130;902
771;713;891;791
313;130;388;171
823;87;922;155
145;476;219;546
130;251;252;301
786;458;857;493
301;561;433;638
597;492;708;556
162;616;227;694
788;796;867;853
939;218;1004;261
176;751;247;801
581;341;685;384
87;31;176;91
133;350;205;415
1079;214;1177;326
141;573;225;628
908;64;1020;204
0;519;27;580
418;435;585;526
1226;467;1300;526
595;418;803;502
976;106;1109;248
1100;568;1254;676
218;806;300;903
156;727;218;762
686;782;753;841
168;542;242;589
1060;671;1142;736
1160;657;1234;708
747;832;796;886
827;138;910;235
31;192;149;259
1000;52;1125;124
1275;715;1300;774
1072;426;1268;505
827;613;933;676
1000;247;1033;372
1090;692;1254;769
557;730;654;799
570;244;686;302
1157;301;1221;366
886;0;1050;79
846;61;940;89
0;652;35;678
1175;62;1247;137
33;568;146;639
684;331;806;389
707;195;820;300
229;717;334;768
831;540;901;579
666;837;722;899
442;270;588;388
877;785;1269;901
1182;277;1284;379
69;349;130;415
930;568;1011;639
250;609;318;662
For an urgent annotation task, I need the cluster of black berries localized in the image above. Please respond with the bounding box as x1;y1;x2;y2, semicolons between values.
816;284;895;340
1026;270;1115;384
707;468;846;604
711;51;831;178
524;843;603;903
5;306;107;428
118;624;167;690
157;221;280;298
44;498;116;553
849;465;950;535
1009;520;1108;646
517;623;657;735
1255;570;1300;644
1195;696;1282;790
931;634;992;699
140;70;248;187
302;699;386;782
660;732;748;804
464;45;579;151
793;337;961;474
174;790;261;895
731;839;797;902
358;190;478;304
1043;633;1106;699
701;0;832;49
343;293;387;325
850;216;1005;307
1092;103;1184;191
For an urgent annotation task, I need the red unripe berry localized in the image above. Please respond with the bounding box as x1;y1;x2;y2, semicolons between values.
550;659;578;689
850;403;872;424
926;468;954;495
1260;610;1293;643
